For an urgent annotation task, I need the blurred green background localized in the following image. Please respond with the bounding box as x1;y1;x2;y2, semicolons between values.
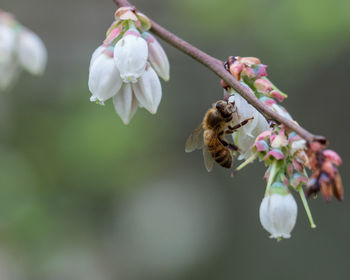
0;0;349;279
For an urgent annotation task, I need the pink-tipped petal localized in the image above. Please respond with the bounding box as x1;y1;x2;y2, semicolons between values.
254;79;272;93
323;150;342;166
256;130;272;141
264;149;285;161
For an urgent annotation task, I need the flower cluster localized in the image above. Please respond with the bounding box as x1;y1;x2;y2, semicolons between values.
306;141;343;201
88;7;170;124
221;56;343;240
223;56;291;160
251;125;311;239
0;10;47;91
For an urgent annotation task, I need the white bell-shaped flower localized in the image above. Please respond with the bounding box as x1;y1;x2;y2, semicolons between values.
259;183;298;239
142;32;170;81
271;103;293;120
230;93;270;159
113;83;139;125
88;50;123;104
0;24;16;64
132;66;162;114
0;60;20;90
89;45;106;71
17;29;47;75
114;28;148;83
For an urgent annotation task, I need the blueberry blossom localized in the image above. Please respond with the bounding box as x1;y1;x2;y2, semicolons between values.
88;7;170;124
228;91;270;160
114;28;148;83
259;182;298;240
0;10;47;91
89;46;122;104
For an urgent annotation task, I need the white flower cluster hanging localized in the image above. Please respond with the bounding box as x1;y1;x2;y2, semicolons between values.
88;7;170;124
0;10;47;91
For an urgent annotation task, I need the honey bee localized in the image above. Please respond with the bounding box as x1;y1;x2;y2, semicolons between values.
185;100;253;172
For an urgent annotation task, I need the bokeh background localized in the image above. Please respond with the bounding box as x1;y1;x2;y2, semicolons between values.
0;0;349;279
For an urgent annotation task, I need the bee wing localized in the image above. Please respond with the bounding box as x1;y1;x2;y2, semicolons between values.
203;145;215;172
185;124;204;153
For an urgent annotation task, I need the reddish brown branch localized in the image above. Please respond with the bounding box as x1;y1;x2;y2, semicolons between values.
114;0;325;143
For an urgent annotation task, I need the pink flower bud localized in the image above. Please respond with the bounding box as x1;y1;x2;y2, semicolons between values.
252;140;269;152
106;20;120;37
256;130;272;141
254;78;272;93
114;7;138;21
260;96;277;107
229;63;243;80
264;149;285;162
323;150;342;166
104;24;122;45
242;67;255;78
270;90;287;102
220;79;229;88
254;64;267;77
239;56;261;66
142;32;170;81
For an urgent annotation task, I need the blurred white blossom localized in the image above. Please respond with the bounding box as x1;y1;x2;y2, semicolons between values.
0;10;47;91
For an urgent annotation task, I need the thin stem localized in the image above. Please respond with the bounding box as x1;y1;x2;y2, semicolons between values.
298;186;317;228
114;0;326;144
235;154;258;171
265;161;278;197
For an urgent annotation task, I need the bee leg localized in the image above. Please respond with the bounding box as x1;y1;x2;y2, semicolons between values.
228;117;254;131
218;131;239;151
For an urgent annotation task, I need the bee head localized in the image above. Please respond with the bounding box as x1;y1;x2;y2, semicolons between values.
216;100;234;117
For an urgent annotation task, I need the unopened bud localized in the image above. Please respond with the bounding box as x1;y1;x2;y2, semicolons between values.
239;56;261;66
254;78;272;94
229;63;243;80
114;7;138;21
142;32;170;81
323;150;342;166
270;89;287;102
